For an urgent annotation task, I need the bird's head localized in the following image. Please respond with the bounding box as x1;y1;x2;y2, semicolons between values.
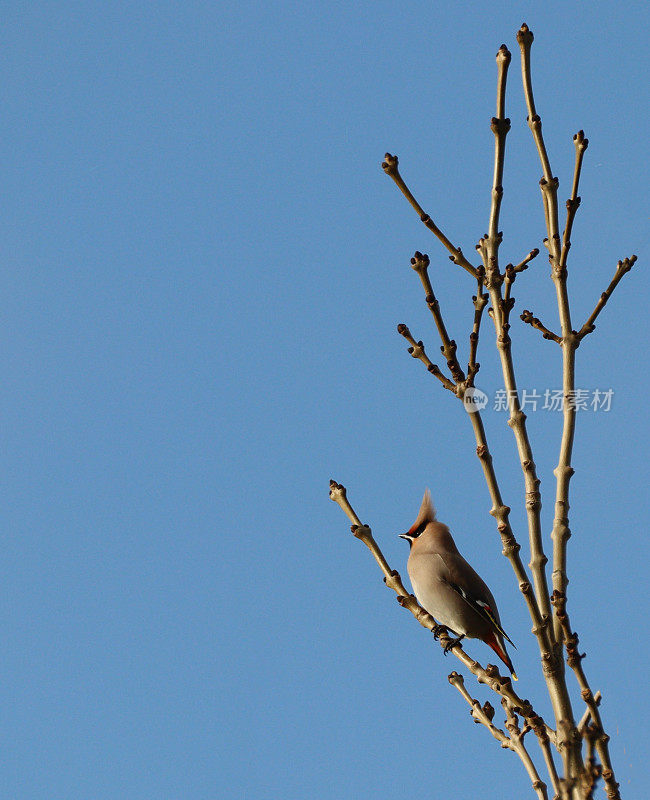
399;488;436;547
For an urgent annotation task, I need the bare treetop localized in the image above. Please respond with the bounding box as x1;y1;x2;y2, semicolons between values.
331;23;635;800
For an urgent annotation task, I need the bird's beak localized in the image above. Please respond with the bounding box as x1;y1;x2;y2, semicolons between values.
398;533;411;541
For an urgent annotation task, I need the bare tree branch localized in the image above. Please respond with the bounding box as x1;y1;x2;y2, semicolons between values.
391;48;581;778
410;251;466;383
381;153;479;278
527;708;565;799
396;323;456;392
577;691;602;736
520;309;562;344
560;131;588;269
552;594;621;800
449;671;551;800
517;24;562;269
502;694;557;800
468;266;488;383
577;256;637;340
582;723;603;799
449;671;511;745
512;248;541;273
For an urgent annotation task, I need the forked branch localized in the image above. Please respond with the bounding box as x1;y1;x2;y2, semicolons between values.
396;323;456;392
449;671;550;800
551;593;620;800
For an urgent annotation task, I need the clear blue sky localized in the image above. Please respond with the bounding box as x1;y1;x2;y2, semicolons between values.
1;2;647;798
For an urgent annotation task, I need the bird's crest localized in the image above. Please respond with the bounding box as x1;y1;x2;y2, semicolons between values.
408;488;436;535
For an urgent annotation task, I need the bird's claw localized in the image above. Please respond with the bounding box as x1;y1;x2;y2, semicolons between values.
443;634;465;655
432;624;447;640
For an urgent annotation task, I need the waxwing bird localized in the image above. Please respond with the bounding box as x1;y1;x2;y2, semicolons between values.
399;489;517;680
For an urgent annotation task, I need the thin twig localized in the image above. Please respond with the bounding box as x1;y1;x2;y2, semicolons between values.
577;256;637;340
396;324;456;392
582;723;603;799
517;24;561;269
381;153;478;278
410;251;466;383
577;691;602;736
527;709;565;799
560;131;588;269
468;265;488;383
502;264;515;313
520;309;562;344
487;45;512;247
517;23;576;645
502;695;555;800
449;671;510;746
513;248;541;273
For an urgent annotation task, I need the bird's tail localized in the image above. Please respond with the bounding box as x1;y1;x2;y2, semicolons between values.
485;631;518;681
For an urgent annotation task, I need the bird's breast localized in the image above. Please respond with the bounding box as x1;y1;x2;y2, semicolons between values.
409;571;473;637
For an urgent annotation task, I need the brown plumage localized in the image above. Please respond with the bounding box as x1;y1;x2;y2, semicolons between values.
399;489;517;679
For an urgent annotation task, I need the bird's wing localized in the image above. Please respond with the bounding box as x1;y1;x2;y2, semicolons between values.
438;553;516;647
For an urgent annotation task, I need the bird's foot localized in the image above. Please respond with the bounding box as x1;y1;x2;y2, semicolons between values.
432;624;448;640
443;634;465;655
